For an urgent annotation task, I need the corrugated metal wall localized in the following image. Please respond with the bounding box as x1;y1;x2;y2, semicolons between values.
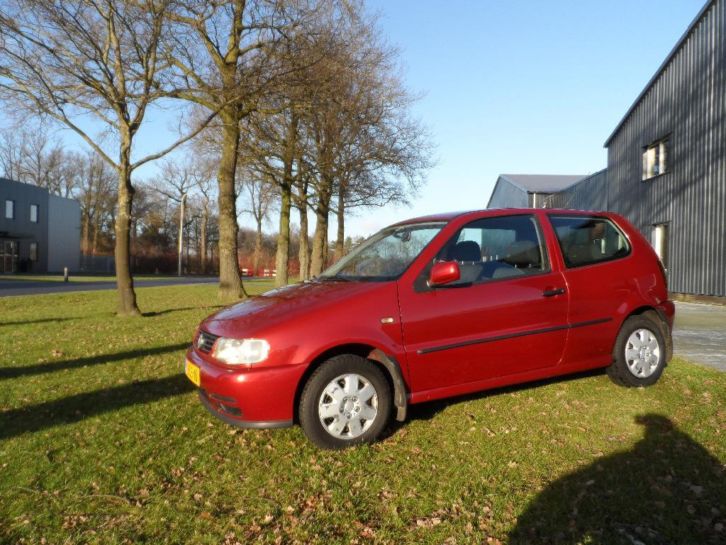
606;0;725;296
487;178;529;209
544;170;609;210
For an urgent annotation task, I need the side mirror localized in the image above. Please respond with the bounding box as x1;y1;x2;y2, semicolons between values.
428;261;460;287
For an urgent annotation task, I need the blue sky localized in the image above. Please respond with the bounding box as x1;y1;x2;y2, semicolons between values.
343;0;705;236
3;1;705;239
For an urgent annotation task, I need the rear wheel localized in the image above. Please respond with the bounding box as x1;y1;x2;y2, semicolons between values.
299;354;391;449
607;315;667;387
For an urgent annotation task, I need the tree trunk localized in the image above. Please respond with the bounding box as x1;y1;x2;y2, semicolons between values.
185;221;191;273
274;113;298;287
323;225;329;267
298;202;309;281
335;188;345;261
200;208;208;274
130;218;137;272
253;220;263;276
310;181;332;276
92;219;99;255
177;193;186;276
274;185;291;287
82;211;91;255
114;144;139;316
217;115;246;301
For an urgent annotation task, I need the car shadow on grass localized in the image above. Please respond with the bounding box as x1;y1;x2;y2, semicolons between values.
0;374;194;440
508;414;726;545
0;342;190;380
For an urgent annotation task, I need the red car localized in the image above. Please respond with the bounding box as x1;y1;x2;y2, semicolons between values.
185;209;674;449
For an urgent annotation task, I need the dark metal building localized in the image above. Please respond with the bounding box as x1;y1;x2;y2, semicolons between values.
487;174;587;209
0;177;81;273
488;0;725;298
544;170;609;211
602;0;725;297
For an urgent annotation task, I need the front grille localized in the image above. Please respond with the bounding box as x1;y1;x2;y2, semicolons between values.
196;330;219;353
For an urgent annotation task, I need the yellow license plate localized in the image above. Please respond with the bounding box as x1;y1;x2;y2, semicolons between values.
185;360;201;387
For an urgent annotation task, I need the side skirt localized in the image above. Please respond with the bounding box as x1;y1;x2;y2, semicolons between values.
408;357;611;405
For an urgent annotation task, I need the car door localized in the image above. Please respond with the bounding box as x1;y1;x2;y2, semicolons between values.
397;213;569;398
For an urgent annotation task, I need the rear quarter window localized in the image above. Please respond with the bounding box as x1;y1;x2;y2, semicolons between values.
548;215;631;268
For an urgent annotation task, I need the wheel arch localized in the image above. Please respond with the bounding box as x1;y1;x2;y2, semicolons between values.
292;343;409;424
619;305;673;362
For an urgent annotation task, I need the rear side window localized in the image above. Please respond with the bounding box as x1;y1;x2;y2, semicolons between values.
549;215;631;268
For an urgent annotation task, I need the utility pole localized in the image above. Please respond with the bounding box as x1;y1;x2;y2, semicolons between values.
178;192;187;276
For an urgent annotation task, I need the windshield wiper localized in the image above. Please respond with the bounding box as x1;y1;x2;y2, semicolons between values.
315;274;353;282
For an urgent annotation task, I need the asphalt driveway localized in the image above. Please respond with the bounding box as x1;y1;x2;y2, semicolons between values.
673;301;726;372
0;276;219;297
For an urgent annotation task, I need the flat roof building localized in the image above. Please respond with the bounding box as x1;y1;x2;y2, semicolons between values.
0;177;80;274
487;174;588;209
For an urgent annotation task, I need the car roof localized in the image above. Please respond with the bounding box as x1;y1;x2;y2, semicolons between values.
391;208;613;227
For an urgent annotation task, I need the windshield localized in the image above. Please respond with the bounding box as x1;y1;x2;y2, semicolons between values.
319;222;445;281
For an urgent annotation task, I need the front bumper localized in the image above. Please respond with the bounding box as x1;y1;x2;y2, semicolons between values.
185;347;306;428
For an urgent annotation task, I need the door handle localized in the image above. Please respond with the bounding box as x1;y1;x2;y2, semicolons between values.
543;287;566;297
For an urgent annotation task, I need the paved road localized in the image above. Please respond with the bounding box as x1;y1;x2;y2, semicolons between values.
673;301;726;372
0;276;220;297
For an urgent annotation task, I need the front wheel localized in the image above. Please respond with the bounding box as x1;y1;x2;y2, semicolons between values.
607;315;667;387
299;354;392;449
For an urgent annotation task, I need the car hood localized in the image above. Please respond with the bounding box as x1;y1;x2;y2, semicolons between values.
201;280;387;337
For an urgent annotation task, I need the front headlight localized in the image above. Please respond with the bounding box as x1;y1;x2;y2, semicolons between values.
212;338;270;365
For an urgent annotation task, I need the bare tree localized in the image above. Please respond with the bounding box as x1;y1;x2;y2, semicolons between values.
190;161;217;275
299;12;432;272
17;126;64;191
238;170;276;275
163;0;340;294
0;127;25;180
240;106;301;286
0;124;73;196
150;158;200;276
293;160;312;280
163;1;286;299
0;0;216;315
238;7;353;286
73;150;117;256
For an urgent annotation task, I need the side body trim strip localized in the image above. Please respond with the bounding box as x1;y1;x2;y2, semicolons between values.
417;318;612;355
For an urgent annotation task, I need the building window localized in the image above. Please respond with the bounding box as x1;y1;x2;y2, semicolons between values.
30;204;39;223
29;242;38;262
5;199;14;219
652;223;669;271
642;137;669;180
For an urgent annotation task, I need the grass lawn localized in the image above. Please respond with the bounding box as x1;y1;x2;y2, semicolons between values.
1;284;724;544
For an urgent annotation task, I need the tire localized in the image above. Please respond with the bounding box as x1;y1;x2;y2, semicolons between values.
607;315;667;387
299;354;392;449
